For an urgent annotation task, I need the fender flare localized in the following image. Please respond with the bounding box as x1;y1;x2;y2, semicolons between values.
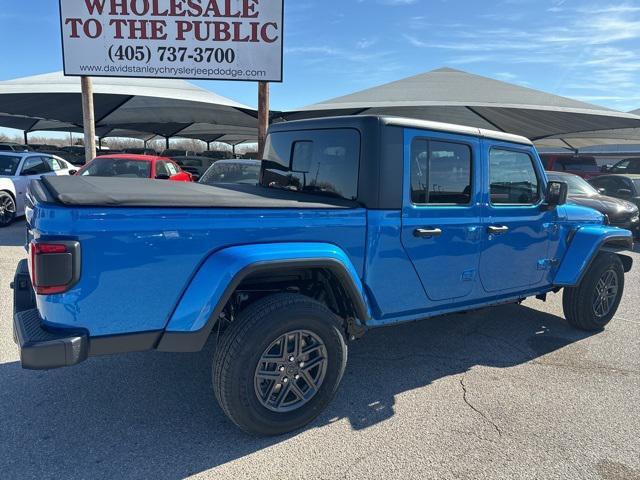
0;178;17;199
553;225;633;287
157;243;370;353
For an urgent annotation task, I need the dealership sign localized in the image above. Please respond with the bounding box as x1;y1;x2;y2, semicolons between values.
58;0;284;82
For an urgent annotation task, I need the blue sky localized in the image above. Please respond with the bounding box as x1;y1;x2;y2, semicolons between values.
1;0;639;138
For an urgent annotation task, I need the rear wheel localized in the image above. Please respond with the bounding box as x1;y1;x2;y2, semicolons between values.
212;293;348;436
563;252;624;331
0;192;16;227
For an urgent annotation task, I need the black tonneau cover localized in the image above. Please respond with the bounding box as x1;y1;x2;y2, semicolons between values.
39;176;359;209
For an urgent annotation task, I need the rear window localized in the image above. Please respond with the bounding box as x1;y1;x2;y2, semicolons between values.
262;129;360;201
80;158;151;178
556;156;599;172
0;155;20;176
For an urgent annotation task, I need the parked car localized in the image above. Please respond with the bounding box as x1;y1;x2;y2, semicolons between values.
170;155;216;180
199;159;261;186
590;174;640;209
540;154;604;180
0;152;77;226
12;116;634;436
76;154;193;182
547;172;639;237
58;146;88;166
0;143;31;152
123;147;158;156
29;144;60;152
161;149;199;157
201;150;233;160
603;157;640;175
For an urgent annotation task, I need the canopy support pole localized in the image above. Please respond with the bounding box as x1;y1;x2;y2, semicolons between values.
258;81;270;158
207;141;211;151
23;131;28;146
232;144;236;157
560;139;579;154
165;137;170;150
81;76;97;163
98;137;102;151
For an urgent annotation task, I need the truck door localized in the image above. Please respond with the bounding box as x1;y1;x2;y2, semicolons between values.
478;142;554;293
400;129;483;302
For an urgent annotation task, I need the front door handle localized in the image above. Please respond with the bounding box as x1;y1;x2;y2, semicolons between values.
414;227;442;238
487;225;509;235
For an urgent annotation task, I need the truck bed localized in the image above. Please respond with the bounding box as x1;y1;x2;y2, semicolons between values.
36;176;359;209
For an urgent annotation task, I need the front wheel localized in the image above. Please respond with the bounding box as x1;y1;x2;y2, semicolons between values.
212;294;348;436
563;252;625;331
0;192;16;227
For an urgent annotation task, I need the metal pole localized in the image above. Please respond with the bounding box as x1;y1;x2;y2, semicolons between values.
165;137;170;150
207;141;211;151
81;76;97;162
232;144;236;157
23;131;28;146
258;81;270;158
98;137;102;151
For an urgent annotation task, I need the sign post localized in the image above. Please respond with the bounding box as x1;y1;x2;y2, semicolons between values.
81;76;96;163
258;81;269;158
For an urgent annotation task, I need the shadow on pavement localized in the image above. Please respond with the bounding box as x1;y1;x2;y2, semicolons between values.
0;220;25;247
0;303;593;479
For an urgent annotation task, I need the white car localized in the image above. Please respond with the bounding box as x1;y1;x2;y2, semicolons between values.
0;152;78;226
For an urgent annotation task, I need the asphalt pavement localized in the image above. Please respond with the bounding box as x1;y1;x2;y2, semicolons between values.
1;220;639;480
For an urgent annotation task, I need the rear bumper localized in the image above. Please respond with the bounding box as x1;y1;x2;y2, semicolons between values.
12;259;88;370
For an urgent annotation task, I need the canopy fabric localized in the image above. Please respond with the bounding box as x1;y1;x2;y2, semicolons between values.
286;68;640;140
535;108;640;150
0;71;257;140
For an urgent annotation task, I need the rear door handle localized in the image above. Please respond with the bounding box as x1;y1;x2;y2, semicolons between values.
487;225;509;235
414;227;442;238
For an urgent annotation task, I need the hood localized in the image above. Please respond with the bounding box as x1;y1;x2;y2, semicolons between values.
568;194;638;220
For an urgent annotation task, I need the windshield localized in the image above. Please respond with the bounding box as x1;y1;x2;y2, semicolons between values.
200;162;260;185
547;173;598;196
80;158;151;178
633;179;640;193
0;155;20;176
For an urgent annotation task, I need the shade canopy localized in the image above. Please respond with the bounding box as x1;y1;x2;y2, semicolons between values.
286;68;640;140
535;108;640;150
0;71;257;141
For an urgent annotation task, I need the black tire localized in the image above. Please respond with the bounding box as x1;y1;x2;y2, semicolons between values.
0;191;16;227
212;293;348;436
563;252;625;331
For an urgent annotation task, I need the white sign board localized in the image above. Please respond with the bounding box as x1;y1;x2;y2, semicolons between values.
59;0;284;82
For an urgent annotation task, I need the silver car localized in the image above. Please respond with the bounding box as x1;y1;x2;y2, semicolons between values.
0;152;77;226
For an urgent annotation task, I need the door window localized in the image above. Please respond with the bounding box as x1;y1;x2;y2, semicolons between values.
155;161;169;177
410;139;472;205
166;162;179;176
489;149;540;205
46;156;63;171
21;156;51;175
591;177;621;195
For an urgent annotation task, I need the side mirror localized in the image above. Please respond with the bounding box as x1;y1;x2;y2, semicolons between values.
546;181;568;207
155;173;170;180
617;188;633;199
68;170;78;175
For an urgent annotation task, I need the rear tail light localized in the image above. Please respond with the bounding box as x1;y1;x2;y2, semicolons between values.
29;241;81;295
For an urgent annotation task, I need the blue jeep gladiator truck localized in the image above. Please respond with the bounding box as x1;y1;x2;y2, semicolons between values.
12;116;634;435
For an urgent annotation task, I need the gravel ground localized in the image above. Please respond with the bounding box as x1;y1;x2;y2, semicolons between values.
0;220;639;480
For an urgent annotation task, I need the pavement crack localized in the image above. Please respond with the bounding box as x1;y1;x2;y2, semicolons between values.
459;376;502;437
